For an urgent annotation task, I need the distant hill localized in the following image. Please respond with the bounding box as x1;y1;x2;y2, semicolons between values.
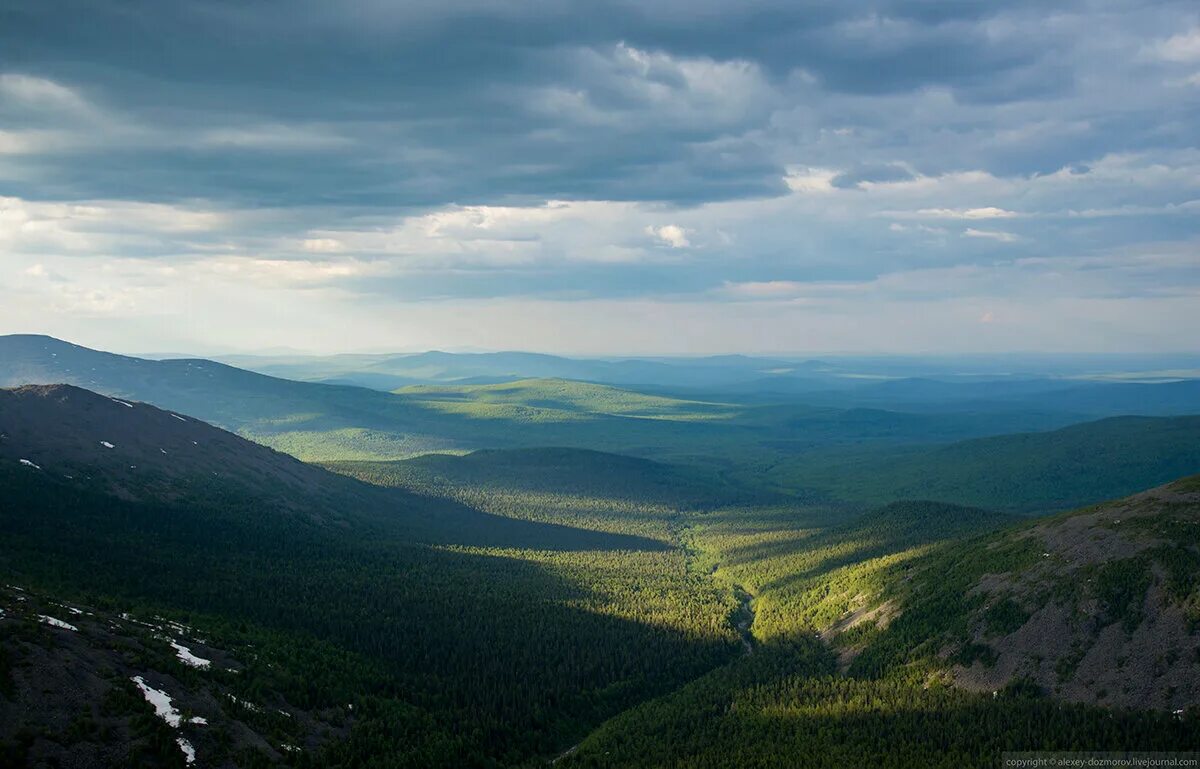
218;349;814;390
845;475;1200;710
395;378;738;420
0;334;452;458
0;383;660;552
329;446;779;539
722;375;1200;419
2;336;1088;466
776;415;1200;512
0;335;736;460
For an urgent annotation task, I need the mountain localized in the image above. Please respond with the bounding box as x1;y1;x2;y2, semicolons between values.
775;415;1200;512
0;385;736;766
556;478;1200;768
845;475;1200;710
0;336;1082;466
0;383;366;520
0;383;662;551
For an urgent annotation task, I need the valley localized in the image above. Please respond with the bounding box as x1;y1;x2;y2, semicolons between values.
1;337;1198;767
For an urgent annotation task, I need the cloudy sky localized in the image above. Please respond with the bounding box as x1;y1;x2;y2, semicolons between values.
2;0;1198;355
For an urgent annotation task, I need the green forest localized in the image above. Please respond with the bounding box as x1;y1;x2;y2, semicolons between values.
1;342;1199;767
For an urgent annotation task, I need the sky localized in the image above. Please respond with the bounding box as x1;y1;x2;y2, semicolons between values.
1;0;1198;355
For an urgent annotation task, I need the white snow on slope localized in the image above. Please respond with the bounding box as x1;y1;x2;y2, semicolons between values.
170;414;186;422
131;676;182;727
170;640;212;669
19;459;41;469
111;398;134;408
38;615;79;631
226;694;261;713
100;441;114;449
176;737;196;764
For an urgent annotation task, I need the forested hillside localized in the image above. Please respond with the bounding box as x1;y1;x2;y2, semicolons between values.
559;480;1200;768
841;475;1200;709
774;415;1200;512
3;366;1199;767
0;386;742;766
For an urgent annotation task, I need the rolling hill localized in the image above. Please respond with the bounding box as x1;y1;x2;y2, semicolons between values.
843;475;1200;710
1;335;1087;467
329;446;782;540
217;349;819;391
775;415;1200;513
0;384;653;551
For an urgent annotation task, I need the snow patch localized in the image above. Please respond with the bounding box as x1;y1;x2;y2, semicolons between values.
39;615;79;632
176;737;196;764
189;716;208;725
171;640;212;669
131;676;182;727
226;694;261;713
111;398;134;408
170;413;187;422
19;459;41;470
100;441;115;449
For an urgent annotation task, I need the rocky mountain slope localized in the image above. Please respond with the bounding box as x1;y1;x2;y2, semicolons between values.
842;476;1200;711
0;583;345;767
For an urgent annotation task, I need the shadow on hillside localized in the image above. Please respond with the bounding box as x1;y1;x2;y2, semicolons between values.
0;478;740;763
402;491;674;552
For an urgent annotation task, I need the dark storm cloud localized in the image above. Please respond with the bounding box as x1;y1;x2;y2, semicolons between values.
8;0;1186;209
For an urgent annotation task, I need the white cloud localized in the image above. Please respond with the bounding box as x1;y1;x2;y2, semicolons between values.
889;222;948;235
200;124;351;151
302;238;345;253
0;74;91;113
1156;29;1200;62
721;280;806;299
197;257;387;286
645;224;690;248
783;167;838;193
907;206;1018;220
0;197;229;255
963;228;1018;242
0;128;77;156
